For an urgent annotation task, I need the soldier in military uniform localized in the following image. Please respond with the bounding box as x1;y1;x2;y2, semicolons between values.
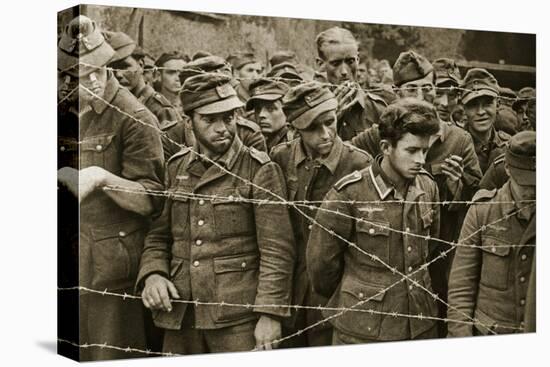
245;78;293;152
159;55;268;159
271;82;372;347
460;68;511;174
432;58;462;123
513;87;536;132
137;73;295;354
448;131;536;337
57;16;164;361
227;52;263;103
314;27;387;140
307;98;441;344
154;51;187;116
495;87;519;135
266;62;303;87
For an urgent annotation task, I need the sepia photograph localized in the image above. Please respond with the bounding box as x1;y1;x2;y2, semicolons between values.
55;1;537;363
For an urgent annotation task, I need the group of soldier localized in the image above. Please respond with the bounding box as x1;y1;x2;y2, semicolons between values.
57;15;536;361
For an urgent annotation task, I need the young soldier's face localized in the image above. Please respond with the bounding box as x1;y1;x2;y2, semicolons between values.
397;72;435;103
254;100;287;135
464;96;497;134
79;67;108;106
433;81;459;122
318;43;358;85
515;102;530;128
160;59;185;93
191;109;237;155
110;56;142;91
299;111;337;158
356;62;368;86
237;62;263;80
382;133;430;180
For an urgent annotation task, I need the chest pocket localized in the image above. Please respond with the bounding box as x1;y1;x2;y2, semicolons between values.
480;236;512;291
212;188;255;238
80;134;117;171
355;219;390;268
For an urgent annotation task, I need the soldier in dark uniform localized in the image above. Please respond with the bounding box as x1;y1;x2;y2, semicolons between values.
57;16;164;361
460;68;511;174
513;87;536;132
495;87;519;135
448;131;536;337
271;82;372;347
154;51;187;116
245;78;293;152
227;51;263;103
137;73;296;354
266;62;303;87
314;27;387;140
307;98;441;344
159;55;268;159
432;58;462;123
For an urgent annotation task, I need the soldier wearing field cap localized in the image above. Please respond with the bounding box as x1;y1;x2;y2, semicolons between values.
513;87;536;132
159;55;267;159
57;15;164;361
137;72;296;354
460;68;510;173
266;62;303;87
432;57;462;123
270;82;372;347
494;86;519;135
448;131;536;337
154;51;187;115
227;51;263;102
246;78;294;151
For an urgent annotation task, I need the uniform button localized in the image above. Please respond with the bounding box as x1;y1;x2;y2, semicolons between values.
198;219;204;226
195;239;202;246
304;185;308;191
241;261;247;268
60;146;66;152
193;260;200;267
521;254;528;261
96;144;102;151
492;247;497;253
408;266;413;272
343;122;347;127
228;195;234;201
406;227;411;232
118;231;126;237
409;285;413;291
407;246;412;252
520;276;526;283
198;199;205;205
308;224;313;230
520;299;525;306
305;166;309;171
369;228;375;234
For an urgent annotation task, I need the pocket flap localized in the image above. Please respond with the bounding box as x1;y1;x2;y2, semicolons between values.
342;279;387;302
213;253;260;274
91;220;144;241
81;134;116;152
356;219;390;236
481;238;512;257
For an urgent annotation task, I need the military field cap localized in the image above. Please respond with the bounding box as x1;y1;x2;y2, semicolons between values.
393;50;434;87
459;68;499;105
181;73;244;114
433;57;461;86
513;87;536;109
58;15;115;77
506;131;536;185
103;31;136;64
155;51;186;68
282;82;338;130
192;50;213;61
499;86;517;100
246;78;290;110
266;62;303;82
132;47;155;68
227;52;258;70
179;55;232;83
269;50;297;67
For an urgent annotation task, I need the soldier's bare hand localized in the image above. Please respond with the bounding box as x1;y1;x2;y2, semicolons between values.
335;82;358;120
58;166;79;197
142;274;180;312
254;315;282;350
442;155;464;194
79;166;107;202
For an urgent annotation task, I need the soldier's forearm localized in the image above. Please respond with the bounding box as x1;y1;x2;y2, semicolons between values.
100;170;154;216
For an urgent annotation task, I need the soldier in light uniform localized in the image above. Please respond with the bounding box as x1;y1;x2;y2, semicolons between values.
432;58;461;124
137;73;295;354
448;131;536;337
154;51;187;116
227;51;263;103
307;98;441;344
271;82;372;347
57;15;164;361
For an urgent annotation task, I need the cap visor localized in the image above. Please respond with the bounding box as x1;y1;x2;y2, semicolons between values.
462;89;498;105
509;167;536;186
292;98;338;130
245;94;283;110
194;96;244;114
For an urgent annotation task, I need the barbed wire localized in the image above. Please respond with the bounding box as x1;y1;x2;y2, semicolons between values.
57;338;179;357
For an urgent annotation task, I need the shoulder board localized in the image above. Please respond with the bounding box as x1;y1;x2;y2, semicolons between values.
418;168;434;180
167;147;191;164
133;106;147;114
236;117;261;131
472;188;497;203
497;130;511;142
366;92;388;106
334;170;363;191
493;153;506;166
158;119;178;131
249;147;271;164
152;92;173;107
343;141;372;158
